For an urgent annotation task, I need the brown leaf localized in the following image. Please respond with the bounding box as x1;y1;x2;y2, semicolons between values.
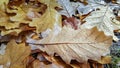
62;17;80;30
35;26;112;63
0;40;31;68
32;59;64;68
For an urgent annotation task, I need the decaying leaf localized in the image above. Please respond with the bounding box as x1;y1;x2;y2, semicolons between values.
31;25;112;63
0;40;31;68
82;5;119;41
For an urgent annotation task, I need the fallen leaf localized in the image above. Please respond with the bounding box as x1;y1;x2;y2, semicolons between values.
31;25;112;63
58;0;75;17
0;0;9;11
10;7;30;23
62;17;80;30
8;0;24;6
27;8;41;20
0;11;19;30
1;29;22;36
0;40;31;68
29;0;61;33
39;0;60;8
29;8;61;33
32;59;64;68
98;56;111;64
82;5;119;41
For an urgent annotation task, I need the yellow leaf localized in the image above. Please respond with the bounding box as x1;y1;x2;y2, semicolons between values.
10;7;30;23
0;11;19;29
98;56;111;64
0;40;31;68
35;26;112;63
29;0;61;33
0;0;9;11
38;0;60;8
1;29;22;36
29;8;61;33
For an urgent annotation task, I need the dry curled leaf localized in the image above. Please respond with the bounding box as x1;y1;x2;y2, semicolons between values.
31;26;112;63
0;40;31;68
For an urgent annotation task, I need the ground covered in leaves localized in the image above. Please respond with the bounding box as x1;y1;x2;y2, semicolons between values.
0;0;120;68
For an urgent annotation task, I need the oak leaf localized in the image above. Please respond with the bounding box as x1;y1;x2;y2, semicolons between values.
0;11;19;30
58;0;75;17
1;29;22;36
82;6;119;41
98;56;111;64
29;8;61;33
0;40;31;68
29;0;61;33
31;26;112;63
32;60;64;68
10;7;30;23
38;0;60;8
0;0;8;11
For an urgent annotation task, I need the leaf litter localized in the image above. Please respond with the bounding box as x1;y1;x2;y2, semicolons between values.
0;0;120;68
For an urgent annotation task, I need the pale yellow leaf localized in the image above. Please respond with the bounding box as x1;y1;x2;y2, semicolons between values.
82;5;119;41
